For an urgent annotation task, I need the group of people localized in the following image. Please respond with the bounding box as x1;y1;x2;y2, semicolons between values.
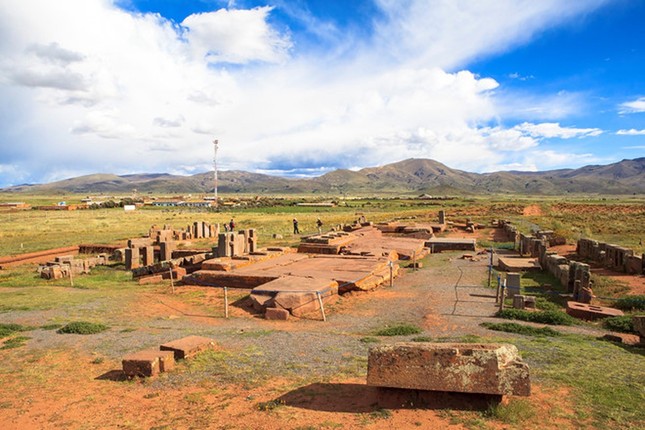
292;217;323;234
222;217;323;235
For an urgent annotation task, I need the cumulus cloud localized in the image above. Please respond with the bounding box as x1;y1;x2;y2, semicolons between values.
617;129;645;136
0;0;613;186
181;7;292;64
619;97;645;114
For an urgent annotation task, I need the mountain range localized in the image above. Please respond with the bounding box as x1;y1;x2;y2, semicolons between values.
3;157;645;195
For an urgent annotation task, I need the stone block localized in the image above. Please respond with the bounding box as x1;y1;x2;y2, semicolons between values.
506;272;521;298
160;335;216;360
138;274;164;285
122;349;175;378
125;247;140;270
265;307;290;320
367;342;530;396
566;302;624;320
142;246;155;266
633;315;645;337
512;295;525;309
159;241;175;262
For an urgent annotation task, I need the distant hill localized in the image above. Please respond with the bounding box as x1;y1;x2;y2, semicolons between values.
3;157;645;195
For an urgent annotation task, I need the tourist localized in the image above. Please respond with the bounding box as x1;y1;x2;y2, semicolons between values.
316;218;323;234
293;218;300;234
229;218;235;231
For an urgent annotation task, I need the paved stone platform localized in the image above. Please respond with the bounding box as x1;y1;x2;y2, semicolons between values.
425;238;476;253
251;276;339;317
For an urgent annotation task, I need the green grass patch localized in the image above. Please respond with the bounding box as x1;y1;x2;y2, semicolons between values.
57;321;109;335
613;295;645;311
374;323;422;336
0;336;31;350
359;336;380;343
485;398;536;424
0;323;31;337
602;316;635;333
497;308;576;326
480;322;561;337
411;336;434;342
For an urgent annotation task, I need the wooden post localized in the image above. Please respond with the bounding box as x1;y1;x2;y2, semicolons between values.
496;275;501;303
389;261;394;287
68;263;74;288
168;266;175;294
413;251;417;271
224;287;229;319
487;247;493;288
499;279;506;311
316;291;326;322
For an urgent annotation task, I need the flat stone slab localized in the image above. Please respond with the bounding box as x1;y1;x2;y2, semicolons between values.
367;342;530;396
160;336;216;360
566;302;624;320
122;349;175;377
498;256;541;271
251;276;338;317
425;238;476;252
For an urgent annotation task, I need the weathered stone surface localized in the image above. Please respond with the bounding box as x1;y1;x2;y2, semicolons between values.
160;335;216;360
138;274;164;285
265;307;290;320
367;342;530;396
566;302;624;320
122;349;175;377
250;276;338;317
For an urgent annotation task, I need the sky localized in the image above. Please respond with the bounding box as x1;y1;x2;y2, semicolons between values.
0;0;644;187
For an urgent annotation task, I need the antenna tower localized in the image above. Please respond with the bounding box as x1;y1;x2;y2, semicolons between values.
213;139;219;209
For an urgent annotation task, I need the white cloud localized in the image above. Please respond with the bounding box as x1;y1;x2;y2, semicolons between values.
514;122;603;139
0;0;612;187
617;129;645;136
181;7;292;64
619;97;645;114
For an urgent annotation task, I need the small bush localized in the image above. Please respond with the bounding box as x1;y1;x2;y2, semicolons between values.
613;295;645;311
411;336;434;342
256;399;284;411
57;322;108;335
374;324;422;336
534;297;562;312
602;316;635;333
481;322;561;337
359;336;380;343
496;308;576;326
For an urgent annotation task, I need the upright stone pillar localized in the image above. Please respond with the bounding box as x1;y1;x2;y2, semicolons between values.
160;241;175;262
142;246;155;266
125;247;140;270
438;210;446;224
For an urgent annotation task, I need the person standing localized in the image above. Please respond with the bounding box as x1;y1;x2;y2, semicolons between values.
316;218;323;234
229;218;235;232
293;218;300;234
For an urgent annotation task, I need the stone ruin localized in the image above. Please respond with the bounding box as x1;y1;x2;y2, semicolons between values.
38;253;110;279
577;238;644;275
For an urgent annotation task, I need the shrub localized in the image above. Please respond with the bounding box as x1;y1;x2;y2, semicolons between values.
613;295;645;311
374;324;422;336
496;308;576;326
411;336;434;342
0;336;31;350
602;316;635;333
481;322;561;337
57;322;108;335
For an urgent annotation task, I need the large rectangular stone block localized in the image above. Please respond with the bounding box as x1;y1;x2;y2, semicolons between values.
122;349;175;377
160;335;216;360
367;342;530;396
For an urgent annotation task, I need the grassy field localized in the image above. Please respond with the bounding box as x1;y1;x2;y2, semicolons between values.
0;194;644;429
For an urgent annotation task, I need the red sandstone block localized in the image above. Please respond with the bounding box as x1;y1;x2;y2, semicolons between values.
265;307;290;320
122;349;175;377
138;274;164;285
566;302;624;320
160;335;216;360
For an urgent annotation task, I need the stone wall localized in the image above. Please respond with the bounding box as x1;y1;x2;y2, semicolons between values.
577;238;643;275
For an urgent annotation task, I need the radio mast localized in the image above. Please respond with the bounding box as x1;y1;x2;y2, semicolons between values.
213;139;219;209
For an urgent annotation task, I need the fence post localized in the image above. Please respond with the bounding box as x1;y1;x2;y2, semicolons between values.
224;287;229;319
316;291;326;322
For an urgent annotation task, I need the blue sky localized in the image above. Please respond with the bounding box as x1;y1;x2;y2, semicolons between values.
0;0;643;187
